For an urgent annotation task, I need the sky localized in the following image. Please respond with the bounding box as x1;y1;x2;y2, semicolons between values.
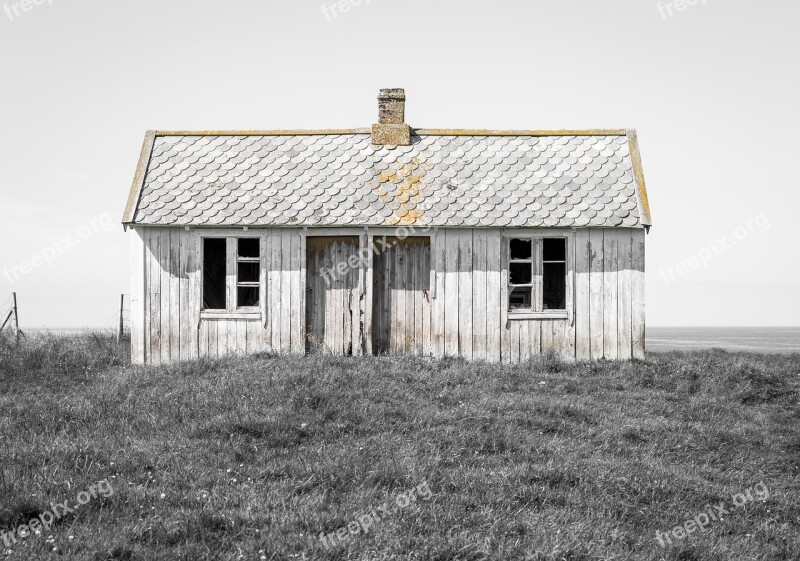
0;0;798;328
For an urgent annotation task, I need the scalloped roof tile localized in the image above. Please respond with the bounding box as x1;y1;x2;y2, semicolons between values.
124;131;651;228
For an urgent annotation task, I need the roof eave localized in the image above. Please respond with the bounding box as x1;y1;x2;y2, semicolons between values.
122;130;157;226
626;129;652;228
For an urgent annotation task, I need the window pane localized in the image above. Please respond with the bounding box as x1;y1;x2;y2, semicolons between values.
203;238;227;310
509;287;532;310
237;262;260;284
543;238;566;261
238;238;260;259
237;287;259;308
543;262;566;310
510;238;532;260
509;262;532;285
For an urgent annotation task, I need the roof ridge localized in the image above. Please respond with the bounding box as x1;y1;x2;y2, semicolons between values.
150;128;628;137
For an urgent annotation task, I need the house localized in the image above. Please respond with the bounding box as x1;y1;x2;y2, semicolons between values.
122;89;651;365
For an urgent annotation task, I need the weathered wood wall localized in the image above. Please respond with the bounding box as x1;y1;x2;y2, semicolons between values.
130;227;645;365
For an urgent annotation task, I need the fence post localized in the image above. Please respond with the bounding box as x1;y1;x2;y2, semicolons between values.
12;292;19;342
117;294;125;343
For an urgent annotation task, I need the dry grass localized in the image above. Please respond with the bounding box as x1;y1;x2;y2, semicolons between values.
1;333;799;560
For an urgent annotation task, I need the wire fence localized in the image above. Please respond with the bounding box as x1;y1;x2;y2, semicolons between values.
0;293;130;339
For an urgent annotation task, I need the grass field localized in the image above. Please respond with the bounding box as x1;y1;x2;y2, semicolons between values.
0;333;799;561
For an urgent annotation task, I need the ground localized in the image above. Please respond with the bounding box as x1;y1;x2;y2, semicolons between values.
0;333;799;561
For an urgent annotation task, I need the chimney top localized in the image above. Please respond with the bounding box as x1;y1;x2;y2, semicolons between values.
372;88;411;146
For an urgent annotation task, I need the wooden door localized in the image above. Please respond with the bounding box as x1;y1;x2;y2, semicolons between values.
306;237;361;355
372;237;432;355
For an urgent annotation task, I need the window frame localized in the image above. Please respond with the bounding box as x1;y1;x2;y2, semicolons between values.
200;232;264;320
504;232;573;321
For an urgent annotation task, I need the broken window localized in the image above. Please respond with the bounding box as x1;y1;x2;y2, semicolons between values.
203;238;227;310
508;237;567;313
236;238;260;309
202;237;261;311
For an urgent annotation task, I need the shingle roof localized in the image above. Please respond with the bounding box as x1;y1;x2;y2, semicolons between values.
123;130;651;228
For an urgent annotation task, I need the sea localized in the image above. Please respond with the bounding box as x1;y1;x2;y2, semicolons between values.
25;327;800;354
646;327;800;354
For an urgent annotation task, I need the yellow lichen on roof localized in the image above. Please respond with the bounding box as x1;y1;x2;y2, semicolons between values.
375;158;430;226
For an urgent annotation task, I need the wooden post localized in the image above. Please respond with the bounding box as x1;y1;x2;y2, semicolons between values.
117;294;125;343
0;310;13;333
12;292;19;342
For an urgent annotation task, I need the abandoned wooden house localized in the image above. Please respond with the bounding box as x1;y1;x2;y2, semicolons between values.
122;88;651;365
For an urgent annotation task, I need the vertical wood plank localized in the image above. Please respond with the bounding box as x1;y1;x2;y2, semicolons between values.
217;319;229;357
603;230;619;360
352;239;361;355
179;229;190;362
365;234;374;356
433;231;446;358
500;233;511;364
472;230;487;361
146;229;158;365
269;231;282;353
300;233;307;355
405;242;415;353
395;240;405;354
198;320;208;359
414;241;424;355
589;229;604;360
208;319;218;358
444;230;459;357
247;319;262;354
574;229;591;361
457;231;473;360
617;230;633;360
486;231;502;363
236;319;248;355
552;320;566;358
130;228;146;364
562;235;577;361
422;237;432;357
336;240;346;354
519;321;531;363
159;229;171;365
280;231;292;354
631;229;646;360
382;237;391;354
169;229;181;363
541;319;554;355
290;232;303;355
187;231;200;361
529;319;541;358
229;319;238;356
261;232;270;353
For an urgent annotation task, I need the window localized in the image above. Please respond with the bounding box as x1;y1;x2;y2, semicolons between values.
202;237;261;312
203;238;227;310
507;237;567;314
236;238;260;309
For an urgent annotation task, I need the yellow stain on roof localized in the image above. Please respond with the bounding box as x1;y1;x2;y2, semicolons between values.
374;158;431;226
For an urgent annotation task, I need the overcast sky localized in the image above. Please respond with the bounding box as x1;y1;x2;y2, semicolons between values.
1;0;797;328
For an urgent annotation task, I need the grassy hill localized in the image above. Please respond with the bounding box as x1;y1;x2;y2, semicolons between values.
1;333;799;560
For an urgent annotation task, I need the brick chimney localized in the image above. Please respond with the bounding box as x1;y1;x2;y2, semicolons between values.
371;88;411;146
